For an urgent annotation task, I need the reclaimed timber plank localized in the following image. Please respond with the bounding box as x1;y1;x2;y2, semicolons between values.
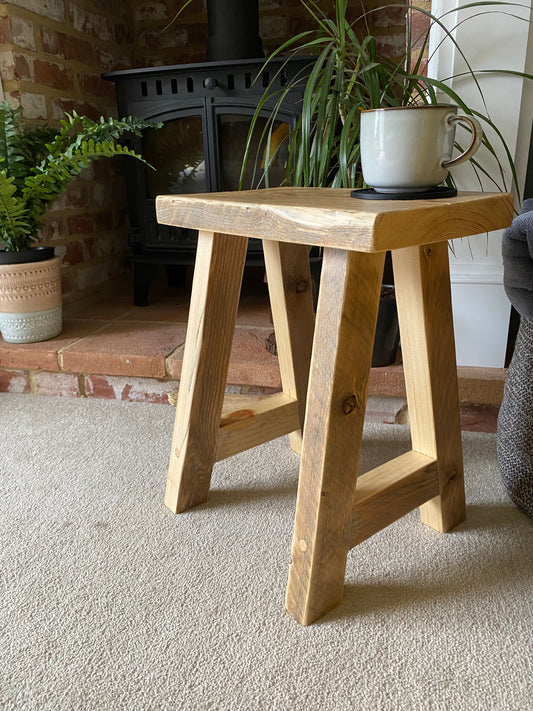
349;451;439;546
285;247;385;625
392;242;466;532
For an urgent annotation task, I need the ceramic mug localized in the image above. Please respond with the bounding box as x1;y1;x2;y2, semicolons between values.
360;104;483;193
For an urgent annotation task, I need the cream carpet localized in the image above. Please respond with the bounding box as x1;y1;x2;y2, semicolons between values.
1;393;532;711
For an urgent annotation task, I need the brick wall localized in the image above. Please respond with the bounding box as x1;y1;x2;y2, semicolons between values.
132;1;420;68
0;0;137;303
0;0;430;304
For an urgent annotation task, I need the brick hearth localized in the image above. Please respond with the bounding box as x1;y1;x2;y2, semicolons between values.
0;269;505;433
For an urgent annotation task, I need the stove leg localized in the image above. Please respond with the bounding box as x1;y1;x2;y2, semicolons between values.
134;262;158;306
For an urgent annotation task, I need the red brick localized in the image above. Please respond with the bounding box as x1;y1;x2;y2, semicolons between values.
410;10;431;40
39;216;64;242
78;72;116;98
32;370;81;397
95;48;131;73
62;241;85;266
85;373;177;404
375;35;409;61
64;182;90;208
0;368;31;394
34;59;73;90
139;25;188;51
410;59;428;77
0;320;107;371
67;215;94;235
60;322;187;378
70;5;112;42
13;53;32;80
373;6;407;28
11;0;65;23
83;373;115;399
10;15;35;50
42;28;94;64
41;28;62;56
0;16;11;43
51;98;101;122
7;89;21;103
166;328;282;388
134;1;168;21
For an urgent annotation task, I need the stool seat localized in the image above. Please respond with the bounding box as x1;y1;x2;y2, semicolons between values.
156;187;513;625
156;187;511;252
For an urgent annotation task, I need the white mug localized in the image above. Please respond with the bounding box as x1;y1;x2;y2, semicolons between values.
360;104;482;193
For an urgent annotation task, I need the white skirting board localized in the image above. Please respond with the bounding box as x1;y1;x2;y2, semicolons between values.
450;263;511;368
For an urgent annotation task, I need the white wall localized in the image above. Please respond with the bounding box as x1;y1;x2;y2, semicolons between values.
428;1;533;367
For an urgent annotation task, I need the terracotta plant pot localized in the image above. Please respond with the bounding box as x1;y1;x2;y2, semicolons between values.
0;247;62;343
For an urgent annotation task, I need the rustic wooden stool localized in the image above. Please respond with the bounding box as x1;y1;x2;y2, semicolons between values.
156;188;513;625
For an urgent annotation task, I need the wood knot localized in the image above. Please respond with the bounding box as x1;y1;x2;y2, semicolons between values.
341;395;357;415
296;280;309;293
220;409;255;427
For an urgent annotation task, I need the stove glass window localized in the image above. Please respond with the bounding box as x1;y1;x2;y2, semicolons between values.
143;116;206;198
219;115;289;190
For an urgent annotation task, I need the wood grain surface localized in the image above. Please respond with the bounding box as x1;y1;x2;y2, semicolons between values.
285;247;385;625
157;188;513;253
262;241;315;453
392;242;466;532
165;230;248;513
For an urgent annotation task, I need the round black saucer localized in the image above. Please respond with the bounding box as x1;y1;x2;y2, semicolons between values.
350;186;457;200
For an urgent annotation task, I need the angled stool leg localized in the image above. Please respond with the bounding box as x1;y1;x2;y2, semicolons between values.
392;242;466;532
262;241;315;453
165;230;248;513
286;247;385;625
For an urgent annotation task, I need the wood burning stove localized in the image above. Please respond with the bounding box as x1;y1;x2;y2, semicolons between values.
103;56;310;305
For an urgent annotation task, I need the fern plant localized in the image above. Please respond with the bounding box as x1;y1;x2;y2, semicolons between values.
0;102;160;251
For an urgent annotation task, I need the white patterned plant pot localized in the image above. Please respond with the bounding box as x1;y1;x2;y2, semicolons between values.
0;305;62;343
0;254;63;344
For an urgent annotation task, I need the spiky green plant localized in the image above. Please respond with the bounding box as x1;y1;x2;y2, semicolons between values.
240;0;532;195
0;102;160;251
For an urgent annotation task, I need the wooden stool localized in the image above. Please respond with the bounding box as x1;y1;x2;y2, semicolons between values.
156;188;513;625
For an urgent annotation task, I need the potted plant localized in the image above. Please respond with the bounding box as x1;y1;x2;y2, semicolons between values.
242;0;528;192
240;0;532;366
0;102;159;343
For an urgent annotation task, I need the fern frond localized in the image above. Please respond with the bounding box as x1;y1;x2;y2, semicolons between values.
0;103;160;251
23;140;152;231
0;102;33;189
0;170;33;250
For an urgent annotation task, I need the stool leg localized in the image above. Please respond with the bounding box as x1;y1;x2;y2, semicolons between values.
165;230;248;513
392;243;466;532
286;248;385;625
262;241;315;454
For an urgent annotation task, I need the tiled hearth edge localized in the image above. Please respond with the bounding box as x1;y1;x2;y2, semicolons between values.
0;360;506;407
0;324;283;404
0;366;281;404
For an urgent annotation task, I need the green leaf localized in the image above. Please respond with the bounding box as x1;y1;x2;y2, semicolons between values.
0;103;160;250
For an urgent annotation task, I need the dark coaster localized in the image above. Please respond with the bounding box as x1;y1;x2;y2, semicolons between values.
350;186;458;200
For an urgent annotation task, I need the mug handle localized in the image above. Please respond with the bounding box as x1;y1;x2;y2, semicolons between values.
442;114;483;168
